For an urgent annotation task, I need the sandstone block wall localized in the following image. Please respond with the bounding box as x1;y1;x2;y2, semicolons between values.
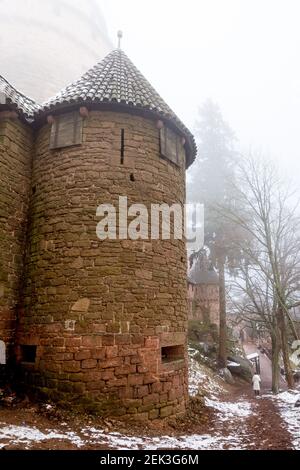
17;110;188;418
0;118;32;353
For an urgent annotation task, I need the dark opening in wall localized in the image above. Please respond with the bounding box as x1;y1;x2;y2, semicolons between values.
161;345;184;363
21;345;37;363
130;173;135;182
120;129;125;164
32;185;36;195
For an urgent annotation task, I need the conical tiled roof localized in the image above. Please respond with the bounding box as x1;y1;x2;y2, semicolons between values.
40;49;196;166
0;75;40;120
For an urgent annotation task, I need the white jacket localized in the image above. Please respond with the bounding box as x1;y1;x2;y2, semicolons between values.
252;374;261;391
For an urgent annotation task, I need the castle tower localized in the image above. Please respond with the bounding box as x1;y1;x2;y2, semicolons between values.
0;0;112;103
0;77;39;358
16;48;196;419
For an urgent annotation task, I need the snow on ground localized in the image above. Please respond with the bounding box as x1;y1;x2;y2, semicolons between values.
204;398;252;422
81;428;243;450
0;422;243;450
0;423;85;449
272;390;300;450
188;354;225;398
0;359;252;450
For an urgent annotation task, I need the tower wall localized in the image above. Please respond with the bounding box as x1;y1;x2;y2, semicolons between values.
0;0;112;102
0;117;32;356
18;110;188;419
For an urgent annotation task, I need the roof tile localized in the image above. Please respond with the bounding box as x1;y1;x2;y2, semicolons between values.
0;75;40;119
41;49;196;165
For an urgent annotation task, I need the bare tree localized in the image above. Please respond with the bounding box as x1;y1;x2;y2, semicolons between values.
219;155;300;389
230;262;282;393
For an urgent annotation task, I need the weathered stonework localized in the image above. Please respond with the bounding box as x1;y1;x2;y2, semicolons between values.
0;117;32;352
1;47;196;419
16;111;188;418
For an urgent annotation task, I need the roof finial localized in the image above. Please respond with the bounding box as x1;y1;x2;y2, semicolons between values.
117;30;123;49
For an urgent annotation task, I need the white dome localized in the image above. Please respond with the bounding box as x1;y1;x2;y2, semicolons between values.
0;0;113;103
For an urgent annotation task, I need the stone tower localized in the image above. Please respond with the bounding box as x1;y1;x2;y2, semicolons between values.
0;0;112;102
1;48;196;419
0;77;39;359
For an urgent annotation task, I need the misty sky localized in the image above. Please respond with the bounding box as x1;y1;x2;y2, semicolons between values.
102;0;300;182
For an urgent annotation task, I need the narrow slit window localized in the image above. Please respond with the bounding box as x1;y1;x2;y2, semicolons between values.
161;345;184;363
21;345;37;363
49;112;83;150
120;128;125;164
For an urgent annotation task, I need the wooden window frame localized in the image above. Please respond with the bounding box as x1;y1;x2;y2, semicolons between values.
159;126;185;167
49;111;83;150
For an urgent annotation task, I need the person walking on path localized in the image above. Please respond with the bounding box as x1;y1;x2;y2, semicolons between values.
252;373;261;396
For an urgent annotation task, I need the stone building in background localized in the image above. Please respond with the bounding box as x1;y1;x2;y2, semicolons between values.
0;48;196;419
188;251;220;327
0;0;112;102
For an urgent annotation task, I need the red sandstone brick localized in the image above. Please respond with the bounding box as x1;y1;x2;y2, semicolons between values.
119;386;134;399
81;359;97;369
82;371;102;382
137;385;149;398
163;382;172;392
159;393;169;403
173;376;180;388
160;405;174;418
130;355;142;364
74;350;91;360
91;348;106;360
82;336;102;348
144;337;159;349
115;334;131;345
118;346;137;356
100;357;123;368
62;361;81;373
143;374;157;384
106;377;128;387
86;381;105;390
168;389;177;401
149;409;159;420
101;369;115;381
151;382;162;393
128;374;144;386
102;335;115;346
143;393;159;406
115;364;136;376
131;335;144;345
105;345;118;358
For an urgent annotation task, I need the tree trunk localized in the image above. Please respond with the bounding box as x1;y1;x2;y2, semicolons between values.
271;331;281;394
218;260;227;368
287;311;299;341
278;308;295;389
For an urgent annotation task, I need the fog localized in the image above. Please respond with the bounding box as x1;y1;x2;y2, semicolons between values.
102;0;300;182
1;0;299;180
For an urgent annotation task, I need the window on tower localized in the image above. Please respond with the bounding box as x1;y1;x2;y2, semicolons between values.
159;126;186;167
49;112;83;150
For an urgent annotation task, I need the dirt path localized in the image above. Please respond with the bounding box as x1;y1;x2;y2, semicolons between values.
0;347;296;450
0;388;295;450
243;342;286;391
218;389;294;450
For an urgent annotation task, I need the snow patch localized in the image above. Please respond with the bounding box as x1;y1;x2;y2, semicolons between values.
0;424;85;448
189;357;225;398
273;390;300;450
205;398;252;421
82;427;242;450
